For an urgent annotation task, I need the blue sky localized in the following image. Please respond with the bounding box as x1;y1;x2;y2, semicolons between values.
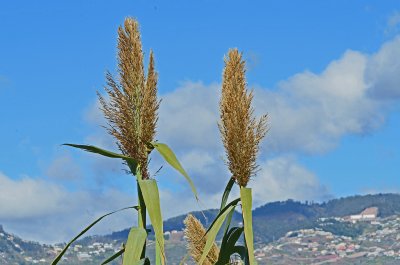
1;1;400;243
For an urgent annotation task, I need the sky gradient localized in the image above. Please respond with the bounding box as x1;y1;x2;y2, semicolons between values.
1;1;400;243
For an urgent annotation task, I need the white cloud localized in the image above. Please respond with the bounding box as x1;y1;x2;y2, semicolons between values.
0;172;136;243
366;36;400;99
178;149;228;194
157;81;221;151
255;50;384;154
0;172;69;219
251;157;332;207
0;170;223;244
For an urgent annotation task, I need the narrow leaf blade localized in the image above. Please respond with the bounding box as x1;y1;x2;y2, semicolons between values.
222;209;234;244
206;198;240;234
151;142;198;200
101;248;125;265
199;205;235;265
217;227;244;265
51;206;138;265
64;144;138;174
123;227;147;265
220;177;235;211
225;227;244;256
232;245;247;260
138;179;165;265
240;187;256;265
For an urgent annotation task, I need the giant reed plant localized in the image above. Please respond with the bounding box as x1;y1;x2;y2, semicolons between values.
51;18;198;265
51;17;266;265
186;49;267;265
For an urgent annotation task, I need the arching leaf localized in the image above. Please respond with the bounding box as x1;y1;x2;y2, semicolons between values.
150;142;198;200
51;206;139;265
217;227;244;264
63;144;138;174
199;204;236;265
220;177;235;211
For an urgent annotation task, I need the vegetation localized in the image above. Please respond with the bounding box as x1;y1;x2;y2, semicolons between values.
51;18;198;265
53;16;399;265
51;17;268;265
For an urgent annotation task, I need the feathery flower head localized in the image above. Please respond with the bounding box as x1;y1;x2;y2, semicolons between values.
184;214;220;265
219;49;268;187
98;17;160;179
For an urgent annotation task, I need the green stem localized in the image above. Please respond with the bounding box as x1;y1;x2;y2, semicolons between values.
137;181;147;259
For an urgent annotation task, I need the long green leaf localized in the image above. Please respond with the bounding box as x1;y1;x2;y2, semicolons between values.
226;227;244;244
123;228;147;265
217;227;244;264
51;206;139;265
221;203;234;246
101;248;125;264
240;187;256;265
220;226;243;253
199;204;235;265
220;177;235;211
232;245;247;261
150;142;198;200
138;179;165;265
204;198;240;264
206;198;240;234
63;144;138;174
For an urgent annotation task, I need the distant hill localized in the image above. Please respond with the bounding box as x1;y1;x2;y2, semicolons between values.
253;193;400;242
0;225;54;264
99;209;242;243
3;193;400;264
105;193;400;244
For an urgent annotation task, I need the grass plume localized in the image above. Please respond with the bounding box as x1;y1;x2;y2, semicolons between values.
184;214;220;265
219;49;268;187
98;17;160;179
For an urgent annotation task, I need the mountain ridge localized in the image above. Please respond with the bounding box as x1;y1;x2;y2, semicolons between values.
105;193;400;244
2;193;400;264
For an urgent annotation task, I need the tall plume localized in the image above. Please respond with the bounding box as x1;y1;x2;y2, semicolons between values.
98;18;160;179
184;214;220;265
219;49;268;187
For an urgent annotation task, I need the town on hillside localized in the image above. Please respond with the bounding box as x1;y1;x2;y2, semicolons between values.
5;205;400;264
255;207;400;264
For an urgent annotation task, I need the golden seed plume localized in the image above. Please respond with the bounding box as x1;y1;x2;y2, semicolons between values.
184;214;220;265
98;18;160;179
142;50;160;145
219;49;268;187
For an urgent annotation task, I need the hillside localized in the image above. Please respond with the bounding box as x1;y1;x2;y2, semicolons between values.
0;225;55;264
2;193;400;264
252;193;400;243
106;193;400;244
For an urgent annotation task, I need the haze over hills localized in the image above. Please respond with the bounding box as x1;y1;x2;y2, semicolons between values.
3;193;400;264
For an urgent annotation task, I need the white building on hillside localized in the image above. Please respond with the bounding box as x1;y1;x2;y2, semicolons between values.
350;207;378;222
